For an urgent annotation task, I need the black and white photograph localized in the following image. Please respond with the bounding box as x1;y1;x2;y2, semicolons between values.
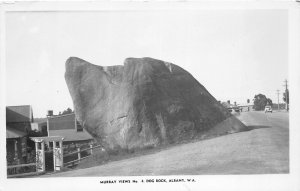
0;1;300;191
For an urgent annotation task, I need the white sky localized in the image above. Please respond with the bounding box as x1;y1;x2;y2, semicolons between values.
5;10;288;118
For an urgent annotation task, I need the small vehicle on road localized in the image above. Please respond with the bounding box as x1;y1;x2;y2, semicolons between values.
264;105;272;113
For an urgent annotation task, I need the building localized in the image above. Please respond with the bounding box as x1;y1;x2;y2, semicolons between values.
31;119;48;136
221;102;234;109
271;103;286;110
47;113;94;146
6;105;33;133
237;103;254;112
6;127;28;165
221;102;239;112
6;105;34;164
221;102;254;112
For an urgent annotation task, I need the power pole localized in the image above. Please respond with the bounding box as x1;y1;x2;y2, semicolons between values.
283;79;288;90
283;79;288;111
276;90;280;111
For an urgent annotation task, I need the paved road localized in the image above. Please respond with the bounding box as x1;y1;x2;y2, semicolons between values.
48;111;289;177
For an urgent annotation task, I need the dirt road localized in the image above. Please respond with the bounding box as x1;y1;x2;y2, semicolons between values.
48;111;289;176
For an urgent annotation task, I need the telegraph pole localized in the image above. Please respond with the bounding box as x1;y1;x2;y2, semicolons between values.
283;79;288;111
276;90;280;111
283;79;288;90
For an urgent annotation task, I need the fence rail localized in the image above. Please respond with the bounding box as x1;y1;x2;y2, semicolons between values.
63;145;102;167
7;163;36;169
7;163;39;178
64;145;102;157
7;171;43;178
7;144;103;177
64;156;90;167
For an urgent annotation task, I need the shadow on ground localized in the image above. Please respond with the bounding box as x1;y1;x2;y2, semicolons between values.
245;125;271;131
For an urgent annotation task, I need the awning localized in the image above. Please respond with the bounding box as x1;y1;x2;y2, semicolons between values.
30;136;64;143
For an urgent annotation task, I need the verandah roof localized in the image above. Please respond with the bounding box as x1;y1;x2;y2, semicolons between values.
6;126;27;139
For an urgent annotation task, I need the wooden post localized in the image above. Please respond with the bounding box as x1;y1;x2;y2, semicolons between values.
77;148;81;161
90;145;93;155
35;142;38;172
53;141;56;172
45;141;50;150
14;140;18;161
41;142;45;172
59;140;63;168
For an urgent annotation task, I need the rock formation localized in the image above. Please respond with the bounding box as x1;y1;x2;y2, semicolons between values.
65;57;246;151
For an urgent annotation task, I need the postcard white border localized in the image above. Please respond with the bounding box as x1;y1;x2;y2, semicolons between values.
1;1;299;191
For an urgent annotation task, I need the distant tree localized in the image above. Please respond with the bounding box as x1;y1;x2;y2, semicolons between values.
60;107;73;115
247;99;250;104
227;100;230;104
283;89;289;104
253;94;273;111
267;98;273;106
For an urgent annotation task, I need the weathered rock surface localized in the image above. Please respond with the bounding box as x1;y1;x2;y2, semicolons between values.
65;57;246;151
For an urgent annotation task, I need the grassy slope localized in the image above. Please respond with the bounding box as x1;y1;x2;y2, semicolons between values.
46;111;288;176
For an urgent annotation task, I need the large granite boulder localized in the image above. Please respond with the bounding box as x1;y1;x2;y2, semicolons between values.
65;57;245;151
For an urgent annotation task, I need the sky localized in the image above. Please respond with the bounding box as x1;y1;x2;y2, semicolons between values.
5;10;288;118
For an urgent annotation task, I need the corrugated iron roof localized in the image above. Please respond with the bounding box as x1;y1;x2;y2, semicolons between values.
6;126;27;139
46;113;94;142
6;105;33;123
